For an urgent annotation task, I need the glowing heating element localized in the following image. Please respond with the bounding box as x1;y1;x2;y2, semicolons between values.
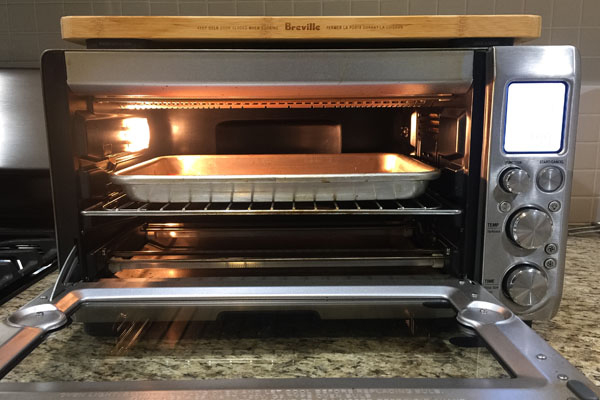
503;82;567;154
119;118;150;152
409;111;418;153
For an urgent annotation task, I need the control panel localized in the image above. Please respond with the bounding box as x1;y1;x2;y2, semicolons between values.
482;158;569;319
480;46;579;321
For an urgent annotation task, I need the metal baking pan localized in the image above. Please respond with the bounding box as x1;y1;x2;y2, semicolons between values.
111;154;440;203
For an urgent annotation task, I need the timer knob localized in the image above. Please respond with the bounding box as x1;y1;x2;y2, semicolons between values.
508;208;553;250
504;265;548;307
499;167;531;194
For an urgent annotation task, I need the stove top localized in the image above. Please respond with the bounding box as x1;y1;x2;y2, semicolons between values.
0;230;57;305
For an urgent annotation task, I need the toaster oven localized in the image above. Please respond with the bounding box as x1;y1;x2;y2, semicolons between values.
44;45;577;320
1;43;598;399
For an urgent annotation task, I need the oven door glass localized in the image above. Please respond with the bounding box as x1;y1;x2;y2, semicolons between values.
0;277;597;400
2;304;507;382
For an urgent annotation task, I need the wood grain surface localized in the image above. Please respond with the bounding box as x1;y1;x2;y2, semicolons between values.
61;15;541;43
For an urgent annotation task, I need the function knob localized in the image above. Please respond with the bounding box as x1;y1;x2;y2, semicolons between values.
508;208;553;250
537;166;564;192
504;265;548;307
499;167;531;194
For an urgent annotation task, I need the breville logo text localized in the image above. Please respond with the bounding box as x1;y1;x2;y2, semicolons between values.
285;22;321;31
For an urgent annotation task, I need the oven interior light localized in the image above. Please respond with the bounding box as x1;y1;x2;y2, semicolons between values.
118;118;150;152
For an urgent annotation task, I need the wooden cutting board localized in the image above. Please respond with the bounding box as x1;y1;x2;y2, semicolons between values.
61;15;541;44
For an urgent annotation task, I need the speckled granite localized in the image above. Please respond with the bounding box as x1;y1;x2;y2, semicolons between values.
534;236;600;386
2;321;507;382
0;236;598;385
0;273;56;319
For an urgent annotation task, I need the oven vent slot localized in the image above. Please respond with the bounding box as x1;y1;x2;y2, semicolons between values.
82;193;462;216
103;97;453;110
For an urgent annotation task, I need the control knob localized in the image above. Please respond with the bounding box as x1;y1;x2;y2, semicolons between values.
537;166;564;192
508;208;553;250
499;167;531;194
504;265;548;307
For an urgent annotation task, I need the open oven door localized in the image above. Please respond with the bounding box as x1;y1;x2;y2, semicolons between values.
0;268;597;400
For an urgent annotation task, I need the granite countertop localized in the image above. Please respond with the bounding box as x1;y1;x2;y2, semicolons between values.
0;236;598;386
534;235;600;385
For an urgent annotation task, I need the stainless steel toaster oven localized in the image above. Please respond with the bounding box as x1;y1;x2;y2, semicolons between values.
1;44;598;399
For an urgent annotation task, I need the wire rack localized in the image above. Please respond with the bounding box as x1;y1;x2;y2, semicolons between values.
82;192;462;217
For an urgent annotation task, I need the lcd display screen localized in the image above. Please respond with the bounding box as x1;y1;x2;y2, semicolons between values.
504;82;567;153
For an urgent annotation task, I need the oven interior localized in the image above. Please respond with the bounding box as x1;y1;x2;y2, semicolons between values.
65;85;481;286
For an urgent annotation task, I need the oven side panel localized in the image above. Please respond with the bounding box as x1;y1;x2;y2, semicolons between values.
40;50;81;272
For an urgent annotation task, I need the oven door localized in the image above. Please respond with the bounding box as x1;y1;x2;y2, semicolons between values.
0;273;597;400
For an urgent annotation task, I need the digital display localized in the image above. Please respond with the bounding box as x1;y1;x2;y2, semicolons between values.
504;82;567;153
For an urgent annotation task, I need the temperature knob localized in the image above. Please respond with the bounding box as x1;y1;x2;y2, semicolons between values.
499;167;531;194
504;265;548;307
508;208;553;250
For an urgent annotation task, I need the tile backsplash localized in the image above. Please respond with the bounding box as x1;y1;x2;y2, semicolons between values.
0;0;599;222
571;86;600;223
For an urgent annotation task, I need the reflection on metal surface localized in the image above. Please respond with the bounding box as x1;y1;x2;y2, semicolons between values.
456;301;513;329
383;154;397;172
6;304;66;331
111;154;440;203
0;70;48;170
117;154;437;177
